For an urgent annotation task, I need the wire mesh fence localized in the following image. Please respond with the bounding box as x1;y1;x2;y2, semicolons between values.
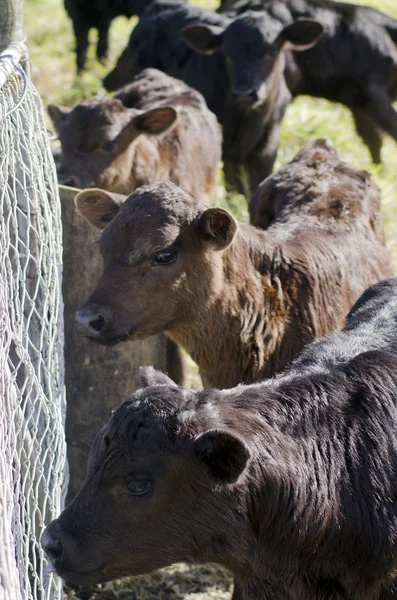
0;43;67;600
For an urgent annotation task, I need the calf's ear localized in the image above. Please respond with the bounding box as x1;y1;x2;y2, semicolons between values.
194;429;251;483
197;207;238;250
74;188;126;230
133;107;177;135
48;104;72;132
280;19;324;50
139;366;177;388
181;24;224;54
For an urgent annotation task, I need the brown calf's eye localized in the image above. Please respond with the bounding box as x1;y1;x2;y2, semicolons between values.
126;476;152;496
152;245;178;267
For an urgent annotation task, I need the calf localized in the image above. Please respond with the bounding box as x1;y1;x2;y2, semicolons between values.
184;0;397;164
103;0;323;195
73;139;393;389
48;69;221;201
65;0;152;72
43;277;397;599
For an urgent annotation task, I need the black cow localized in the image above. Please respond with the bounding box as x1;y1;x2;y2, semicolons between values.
65;0;154;72
184;0;397;164
103;0;323;195
43;277;397;599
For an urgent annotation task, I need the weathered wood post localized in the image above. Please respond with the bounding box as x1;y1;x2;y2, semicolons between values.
60;186;169;501
0;0;24;52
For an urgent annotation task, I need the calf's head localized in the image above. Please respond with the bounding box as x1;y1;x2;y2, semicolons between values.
182;13;323;105
103;10;172;92
42;367;251;585
48;99;177;192
75;181;238;343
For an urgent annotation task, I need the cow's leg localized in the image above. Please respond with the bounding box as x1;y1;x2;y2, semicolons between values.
166;338;186;386
73;20;90;72
351;106;383;164
223;161;249;197
97;20;111;63
245;122;281;197
365;85;397;142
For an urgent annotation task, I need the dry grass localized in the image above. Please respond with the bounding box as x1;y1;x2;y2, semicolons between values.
64;564;233;600
23;0;397;597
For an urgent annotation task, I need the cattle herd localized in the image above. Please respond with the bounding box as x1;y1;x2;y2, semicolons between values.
41;0;397;598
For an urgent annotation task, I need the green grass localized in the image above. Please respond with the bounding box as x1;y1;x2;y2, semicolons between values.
24;0;397;597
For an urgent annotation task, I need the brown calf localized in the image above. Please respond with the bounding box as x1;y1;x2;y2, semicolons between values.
42;278;397;599
74;139;393;388
48;68;221;201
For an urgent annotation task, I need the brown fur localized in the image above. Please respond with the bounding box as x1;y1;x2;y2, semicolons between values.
48;68;221;202
74;139;393;388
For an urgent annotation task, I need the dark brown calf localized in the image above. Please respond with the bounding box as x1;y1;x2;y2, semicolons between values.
48;69;221;202
43;277;397;599
74;139;393;388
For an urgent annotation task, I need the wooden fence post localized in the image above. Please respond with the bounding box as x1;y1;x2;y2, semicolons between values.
0;0;24;52
59;186;168;501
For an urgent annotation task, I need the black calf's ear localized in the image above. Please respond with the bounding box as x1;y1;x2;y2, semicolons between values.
181;24;224;54
74;188;126;230
133;107;177;135
139;366;177;388
280;19;324;50
197;208;238;250
48;104;72;132
194;429;250;483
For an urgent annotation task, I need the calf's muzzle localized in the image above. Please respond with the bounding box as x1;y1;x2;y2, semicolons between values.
232;89;259;104
75;304;111;338
41;521;64;566
57;172;81;188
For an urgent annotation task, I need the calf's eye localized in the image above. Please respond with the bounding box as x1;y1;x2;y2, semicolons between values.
102;139;117;153
126;476;152;496
152;247;178;266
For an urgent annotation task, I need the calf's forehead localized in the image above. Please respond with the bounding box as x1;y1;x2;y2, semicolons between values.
62;101;131;148
225;13;282;51
106;388;191;450
100;183;203;259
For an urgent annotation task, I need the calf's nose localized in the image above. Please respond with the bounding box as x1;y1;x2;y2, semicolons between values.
233;89;259;104
41;525;64;564
57;173;81;188
76;307;109;337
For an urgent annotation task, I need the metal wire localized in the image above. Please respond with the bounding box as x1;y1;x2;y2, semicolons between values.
0;43;67;600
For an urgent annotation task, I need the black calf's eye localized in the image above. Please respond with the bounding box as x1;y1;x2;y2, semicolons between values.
102;139;117;153
126;476;152;496
152;245;178;266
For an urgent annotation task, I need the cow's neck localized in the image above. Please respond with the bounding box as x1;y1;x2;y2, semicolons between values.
168;227;320;388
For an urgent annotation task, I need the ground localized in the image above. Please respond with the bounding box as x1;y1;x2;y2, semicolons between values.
23;0;397;597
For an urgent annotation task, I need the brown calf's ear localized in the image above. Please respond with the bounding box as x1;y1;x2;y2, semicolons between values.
133;107;177;135
197;207;238;250
48;104;72;132
74;188;126;230
139;366;177;388
194;429;251;483
280;19;324;50
181;24;224;54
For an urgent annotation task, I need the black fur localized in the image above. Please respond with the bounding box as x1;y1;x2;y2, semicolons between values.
43;278;397;598
65;0;154;71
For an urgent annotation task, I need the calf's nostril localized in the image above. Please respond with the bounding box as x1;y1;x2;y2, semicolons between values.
43;536;63;563
76;309;109;336
89;314;106;333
